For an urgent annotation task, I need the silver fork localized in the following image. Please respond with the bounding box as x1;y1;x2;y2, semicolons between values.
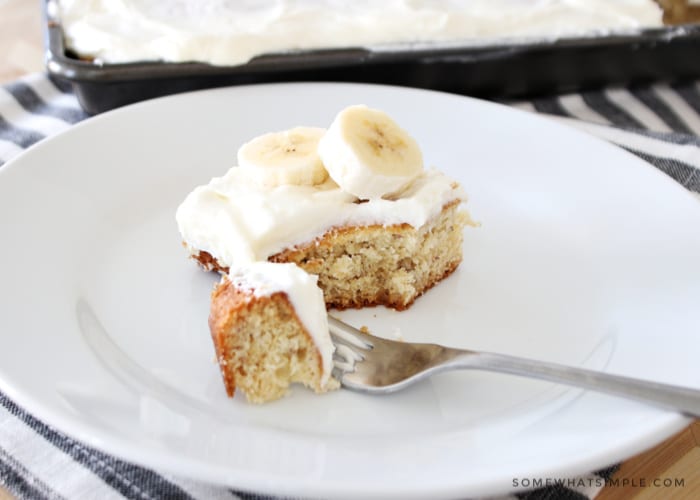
328;316;700;418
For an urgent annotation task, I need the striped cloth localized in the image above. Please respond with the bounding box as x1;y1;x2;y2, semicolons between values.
1;73;699;500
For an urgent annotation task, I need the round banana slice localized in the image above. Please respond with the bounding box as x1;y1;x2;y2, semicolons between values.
317;105;424;199
237;126;329;187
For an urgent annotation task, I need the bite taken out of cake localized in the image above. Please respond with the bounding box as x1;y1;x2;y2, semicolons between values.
209;262;339;404
177;104;477;403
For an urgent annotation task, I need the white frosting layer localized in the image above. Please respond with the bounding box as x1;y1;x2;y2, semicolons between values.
176;167;464;268
229;262;334;387
177;150;463;390
56;0;663;66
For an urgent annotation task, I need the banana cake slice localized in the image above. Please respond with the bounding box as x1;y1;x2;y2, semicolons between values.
177;104;475;402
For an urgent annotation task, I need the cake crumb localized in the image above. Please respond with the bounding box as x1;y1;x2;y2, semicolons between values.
360;325;371;334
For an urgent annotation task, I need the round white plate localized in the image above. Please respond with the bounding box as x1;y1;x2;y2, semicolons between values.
1;83;699;499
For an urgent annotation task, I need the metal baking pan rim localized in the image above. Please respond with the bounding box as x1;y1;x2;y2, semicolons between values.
43;0;700;83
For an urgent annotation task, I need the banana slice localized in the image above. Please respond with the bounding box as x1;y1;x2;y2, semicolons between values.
317;105;423;199
237;126;329;187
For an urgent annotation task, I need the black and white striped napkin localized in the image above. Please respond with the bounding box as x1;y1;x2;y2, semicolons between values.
1;74;699;500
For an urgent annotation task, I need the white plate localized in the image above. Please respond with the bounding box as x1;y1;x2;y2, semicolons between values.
1;83;699;499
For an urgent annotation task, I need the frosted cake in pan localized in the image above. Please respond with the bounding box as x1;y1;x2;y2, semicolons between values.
55;0;664;66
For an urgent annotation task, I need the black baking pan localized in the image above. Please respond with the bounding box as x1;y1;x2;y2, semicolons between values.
43;0;700;115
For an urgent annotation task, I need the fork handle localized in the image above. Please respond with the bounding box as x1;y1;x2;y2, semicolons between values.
450;350;700;418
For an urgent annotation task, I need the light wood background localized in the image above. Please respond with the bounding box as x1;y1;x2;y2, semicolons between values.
0;0;44;83
0;1;699;499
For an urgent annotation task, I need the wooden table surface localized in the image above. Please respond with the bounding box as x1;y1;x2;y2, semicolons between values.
0;1;698;499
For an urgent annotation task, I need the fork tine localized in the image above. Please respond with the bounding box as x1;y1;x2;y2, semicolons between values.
332;341;362;374
334;343;364;362
327;316;374;351
328;316;374;376
332;356;355;374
